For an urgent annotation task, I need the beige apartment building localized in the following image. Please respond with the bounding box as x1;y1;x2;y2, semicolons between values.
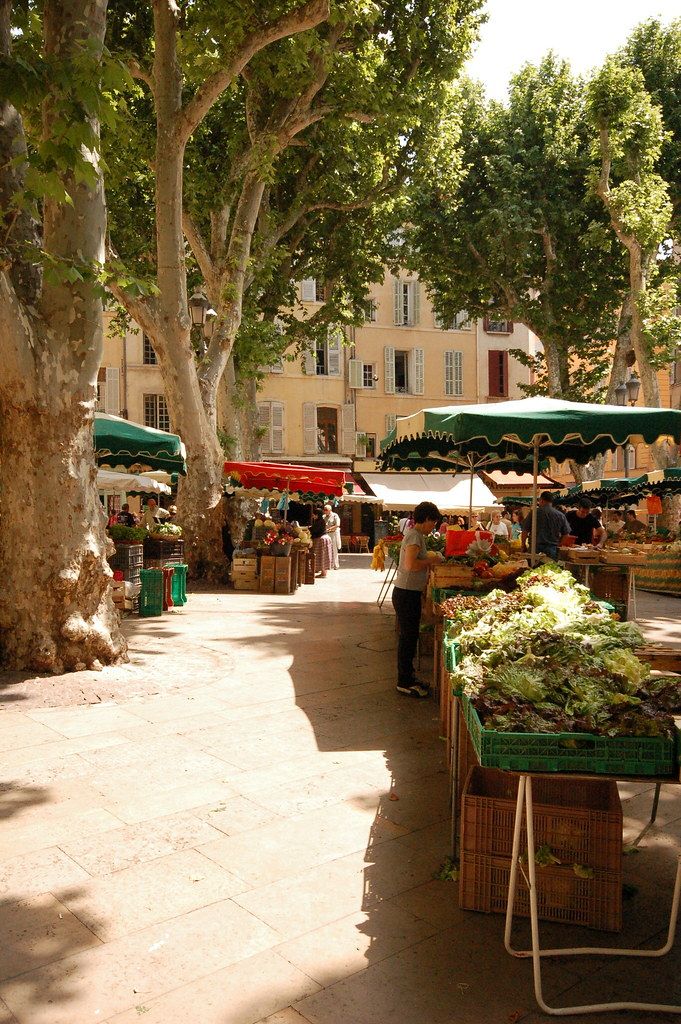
258;272;541;469
99;317;169;431
98;286;680;484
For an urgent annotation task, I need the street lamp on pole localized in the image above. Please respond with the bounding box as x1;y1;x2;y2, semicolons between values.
614;372;641;476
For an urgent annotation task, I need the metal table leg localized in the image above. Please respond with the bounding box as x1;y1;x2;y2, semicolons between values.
377;560;397;610
504;775;681;1016
628;782;662;849
449;695;460;858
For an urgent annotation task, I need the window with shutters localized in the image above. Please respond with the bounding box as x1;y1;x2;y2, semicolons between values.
143;394;170;431
394;351;409;393
365;434;377;458
315;326;342;376
362;363;375;388
435;309;472;331
96;367;107;411
143;334;157;365
364;300;377;322
672;350;681;385
317;407;338;454
484;317;513;334
257;402;285;454
445;351;463;397
488;350;509;398
393;279;420;326
301;278;325;303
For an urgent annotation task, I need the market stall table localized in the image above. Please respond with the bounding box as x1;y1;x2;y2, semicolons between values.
504;769;681;1016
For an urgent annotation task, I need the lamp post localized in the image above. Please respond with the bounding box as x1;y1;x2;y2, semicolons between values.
614;372;641;476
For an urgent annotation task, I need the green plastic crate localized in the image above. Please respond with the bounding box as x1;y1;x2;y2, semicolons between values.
463;695;675;777
166;562;187;606
139;569;164;617
443;637;460;672
432;586;482;605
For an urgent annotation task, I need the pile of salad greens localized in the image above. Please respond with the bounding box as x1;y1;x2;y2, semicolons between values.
446;564;681;739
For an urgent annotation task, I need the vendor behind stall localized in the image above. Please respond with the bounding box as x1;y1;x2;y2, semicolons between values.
392;501;444;699
566;497;606;548
521;491;571;558
622;508;647;537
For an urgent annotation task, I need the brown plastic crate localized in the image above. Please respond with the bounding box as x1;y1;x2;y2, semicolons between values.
459;853;622;931
461;767;622;871
589;566;628;605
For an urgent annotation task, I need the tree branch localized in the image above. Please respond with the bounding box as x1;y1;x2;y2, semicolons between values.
182;209;216;295
127;58;154;93
0;270;35;399
178;0;330;146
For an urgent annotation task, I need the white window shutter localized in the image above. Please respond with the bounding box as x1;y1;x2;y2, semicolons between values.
303;402;317;455
384;345;395;394
258;403;272;453
341;403;356;455
303;347;315;375
453;350;463;396
444;351;454;396
355;432;367;458
410;348;424;395
393;278;401;325
348;358;364;388
271;402;285;453
385;413;397;437
411;282;421;325
301;278;316;302
105;367;120;414
327;327;342;376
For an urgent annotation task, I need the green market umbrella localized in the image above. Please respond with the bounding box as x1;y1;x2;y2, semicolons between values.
380;397;681;558
554;478;638;508
94;413;187;475
627;467;681;496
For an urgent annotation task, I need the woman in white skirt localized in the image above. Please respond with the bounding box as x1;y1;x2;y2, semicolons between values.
310;506;333;577
323;503;341;569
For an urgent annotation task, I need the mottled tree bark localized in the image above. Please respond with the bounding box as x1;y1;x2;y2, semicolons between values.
0;0;126;672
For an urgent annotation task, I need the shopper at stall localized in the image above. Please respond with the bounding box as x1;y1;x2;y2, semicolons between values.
323;503;341;569
622;508;646;537
486;508;510;540
140;498;160;530
607;510;626;536
117;503;137;527
521;491;571;558
392;501;444;699
566;497;606;548
510;509;523;541
310;506;333;578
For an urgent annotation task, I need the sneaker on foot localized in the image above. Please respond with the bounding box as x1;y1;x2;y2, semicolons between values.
396;683;430;698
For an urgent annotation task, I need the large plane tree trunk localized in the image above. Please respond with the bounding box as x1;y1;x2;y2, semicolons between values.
0;0;126;673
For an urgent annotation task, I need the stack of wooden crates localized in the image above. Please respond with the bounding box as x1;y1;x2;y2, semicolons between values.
231;553;259;591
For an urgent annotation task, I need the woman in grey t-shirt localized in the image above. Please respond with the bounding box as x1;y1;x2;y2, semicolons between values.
392;501;443;698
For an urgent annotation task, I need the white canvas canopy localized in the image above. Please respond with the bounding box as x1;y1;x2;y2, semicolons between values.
96;470;171;495
361;473;499;513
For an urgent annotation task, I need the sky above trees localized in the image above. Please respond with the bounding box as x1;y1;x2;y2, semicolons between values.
467;0;681;100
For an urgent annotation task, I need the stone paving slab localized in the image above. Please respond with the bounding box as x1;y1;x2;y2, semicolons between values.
0;560;678;1024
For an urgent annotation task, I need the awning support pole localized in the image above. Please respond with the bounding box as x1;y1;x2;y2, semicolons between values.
530;438;539;563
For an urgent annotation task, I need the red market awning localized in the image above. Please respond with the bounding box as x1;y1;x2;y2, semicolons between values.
223;461;347;498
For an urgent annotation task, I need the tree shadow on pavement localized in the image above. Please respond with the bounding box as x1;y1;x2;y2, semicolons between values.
215;585;681;1024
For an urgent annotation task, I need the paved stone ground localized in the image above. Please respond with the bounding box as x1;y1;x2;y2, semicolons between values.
0;558;679;1024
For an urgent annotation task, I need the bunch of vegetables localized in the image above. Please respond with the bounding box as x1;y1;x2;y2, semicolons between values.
108;524;147;543
447;564;681;739
150;522;182;537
